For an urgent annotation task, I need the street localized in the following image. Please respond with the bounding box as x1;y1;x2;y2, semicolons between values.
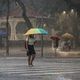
0;57;80;80
0;0;80;80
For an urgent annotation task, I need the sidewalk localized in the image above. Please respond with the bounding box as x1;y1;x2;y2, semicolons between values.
0;47;80;57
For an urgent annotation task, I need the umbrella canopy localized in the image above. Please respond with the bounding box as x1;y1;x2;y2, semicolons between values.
24;28;48;35
50;35;60;40
62;33;74;39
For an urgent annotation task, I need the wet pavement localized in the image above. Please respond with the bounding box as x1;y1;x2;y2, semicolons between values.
0;47;80;58
0;57;80;80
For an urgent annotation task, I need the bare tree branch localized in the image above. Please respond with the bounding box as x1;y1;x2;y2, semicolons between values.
15;0;32;29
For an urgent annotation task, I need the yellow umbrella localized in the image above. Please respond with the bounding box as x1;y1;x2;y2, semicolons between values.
62;33;74;39
24;28;48;35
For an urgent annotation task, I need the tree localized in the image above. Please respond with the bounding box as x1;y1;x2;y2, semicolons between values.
54;10;80;47
15;0;32;28
0;0;33;56
0;0;32;28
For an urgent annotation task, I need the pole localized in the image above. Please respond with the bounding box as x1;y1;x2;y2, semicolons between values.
41;16;44;57
6;0;9;56
41;35;43;57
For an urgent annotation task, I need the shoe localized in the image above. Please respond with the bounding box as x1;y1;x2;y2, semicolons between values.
29;65;33;67
31;64;34;66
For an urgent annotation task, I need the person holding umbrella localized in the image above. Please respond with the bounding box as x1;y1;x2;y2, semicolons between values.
50;35;60;57
25;34;37;67
61;33;74;51
24;28;48;66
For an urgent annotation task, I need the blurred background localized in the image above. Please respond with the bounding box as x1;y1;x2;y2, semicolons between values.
0;0;80;57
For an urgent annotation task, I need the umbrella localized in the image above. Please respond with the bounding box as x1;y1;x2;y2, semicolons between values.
50;35;60;40
24;28;48;57
50;35;60;57
62;33;74;39
24;28;48;35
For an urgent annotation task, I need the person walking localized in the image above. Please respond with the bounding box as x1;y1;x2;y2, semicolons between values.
25;34;36;67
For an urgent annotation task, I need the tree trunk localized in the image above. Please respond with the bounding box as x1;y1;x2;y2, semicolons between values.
15;0;32;29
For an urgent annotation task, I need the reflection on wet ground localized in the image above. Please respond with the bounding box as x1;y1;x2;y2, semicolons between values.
0;57;80;80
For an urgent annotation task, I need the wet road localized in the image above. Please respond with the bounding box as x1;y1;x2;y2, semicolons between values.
0;57;80;80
